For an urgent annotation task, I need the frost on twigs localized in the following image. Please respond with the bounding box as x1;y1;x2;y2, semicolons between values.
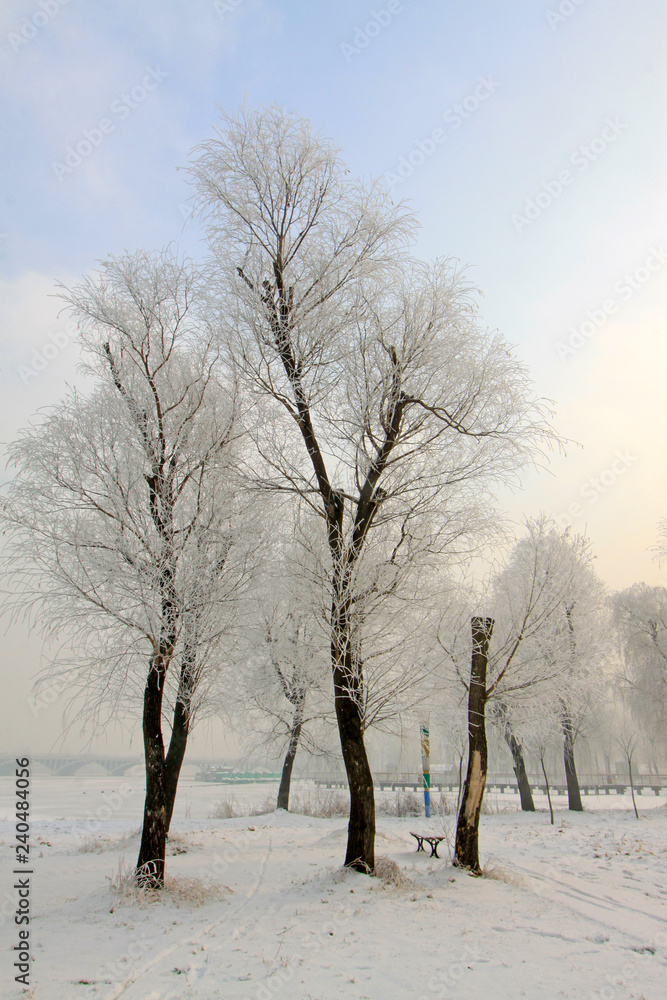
289;788;350;818
481;857;525;887
77;829;141;854
189;105;561;873
107;858;231;907
373;855;414;888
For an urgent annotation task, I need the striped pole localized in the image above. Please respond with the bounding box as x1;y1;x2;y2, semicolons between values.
420;721;431;819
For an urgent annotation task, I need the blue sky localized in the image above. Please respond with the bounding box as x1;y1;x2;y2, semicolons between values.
0;0;665;748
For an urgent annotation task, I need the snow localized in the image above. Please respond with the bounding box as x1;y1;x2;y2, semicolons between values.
1;777;665;999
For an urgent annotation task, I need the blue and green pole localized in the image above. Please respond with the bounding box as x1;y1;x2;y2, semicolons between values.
420;721;431;818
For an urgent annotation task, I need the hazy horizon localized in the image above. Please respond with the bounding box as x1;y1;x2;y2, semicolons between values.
1;0;665;753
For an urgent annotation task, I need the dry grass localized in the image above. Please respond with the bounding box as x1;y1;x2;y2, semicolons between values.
482;856;525;886
481;794;516;815
208;792;276;820
253;793;278;816
161;874;232;906
107;858;232;907
77;829;141;854
288;788;350;818
377;790;423;817
374;855;414;888
376;789;459;818
208;796;239;820
78;835;105;854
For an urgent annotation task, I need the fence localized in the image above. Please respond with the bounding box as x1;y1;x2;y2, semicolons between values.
311;771;666;796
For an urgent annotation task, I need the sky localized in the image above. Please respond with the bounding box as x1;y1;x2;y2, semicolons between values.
0;0;665;753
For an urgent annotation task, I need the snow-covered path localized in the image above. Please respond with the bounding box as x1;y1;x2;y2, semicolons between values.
1;778;665;999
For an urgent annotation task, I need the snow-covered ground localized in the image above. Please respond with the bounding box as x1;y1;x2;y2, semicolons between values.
1;777;665;999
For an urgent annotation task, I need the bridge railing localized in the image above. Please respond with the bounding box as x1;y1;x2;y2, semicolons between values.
309;771;667;790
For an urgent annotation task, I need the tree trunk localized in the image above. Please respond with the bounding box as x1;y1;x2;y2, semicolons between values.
540;755;554;825
164;642;197;832
136;659;167;887
276;699;304;811
164;695;190;833
498;704;535;811
562;713;583;811
334;681;375;872
136;464;178;886
628;755;639;819
456;751;464;814
511;740;535;812
455;617;494;873
332;631;374;872
329;497;375;874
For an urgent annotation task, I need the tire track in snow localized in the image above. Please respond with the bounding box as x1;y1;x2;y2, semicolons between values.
102;831;273;1000
511;861;667;948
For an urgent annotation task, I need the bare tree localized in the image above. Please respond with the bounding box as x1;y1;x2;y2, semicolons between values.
235;515;335;811
489;518;606;812
611;583;667;761
0;249;253;887
190;106;557;871
260;608;332;811
491;701;535;811
531;720;560;825
438;518;606;861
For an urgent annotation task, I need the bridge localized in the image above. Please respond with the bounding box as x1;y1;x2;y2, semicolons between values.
0;754;236;777
313;771;667;796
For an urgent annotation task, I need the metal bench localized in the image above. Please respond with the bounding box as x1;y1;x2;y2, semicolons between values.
410;832;445;858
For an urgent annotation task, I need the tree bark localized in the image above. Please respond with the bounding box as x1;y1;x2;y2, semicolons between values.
561;607;583;812
628;755;639;819
276;699;304;811
562;713;583;811
136;658;167;886
164;639;197;832
264;267;387;873
511;738;535;812
540;755;554;825
456;751;464;814
455;617;494;873
335;682;375;872
327;492;375;873
498;703;535;811
164;695;190;833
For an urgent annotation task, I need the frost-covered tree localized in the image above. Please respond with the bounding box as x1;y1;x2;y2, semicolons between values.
489;519;607;812
490;701;535;811
440;518;606;866
234;513;335;811
611;583;667;762
521;702;563;824
190;106;556;871
0;249;255;887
